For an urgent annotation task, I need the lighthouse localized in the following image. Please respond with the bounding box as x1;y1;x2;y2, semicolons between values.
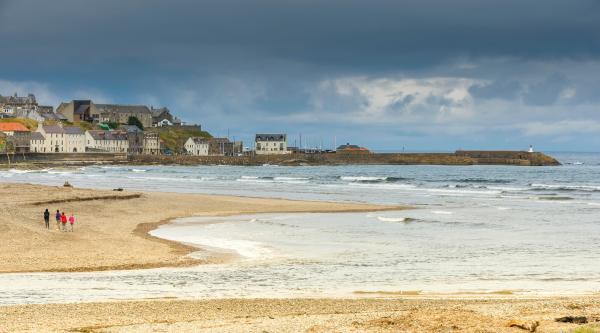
528;145;534;153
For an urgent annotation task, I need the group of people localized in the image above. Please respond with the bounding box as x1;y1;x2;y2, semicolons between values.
43;209;76;232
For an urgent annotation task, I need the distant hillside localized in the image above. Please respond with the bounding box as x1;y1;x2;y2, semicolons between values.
147;126;212;152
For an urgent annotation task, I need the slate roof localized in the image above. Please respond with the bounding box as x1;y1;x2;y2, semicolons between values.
188;137;209;144
255;134;286;141
63;126;84;135
120;125;142;133
151;107;169;118
87;130;128;140
30;132;45;140
42;125;64;134
95;104;151;114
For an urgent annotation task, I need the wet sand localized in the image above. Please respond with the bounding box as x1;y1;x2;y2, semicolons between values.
0;182;400;273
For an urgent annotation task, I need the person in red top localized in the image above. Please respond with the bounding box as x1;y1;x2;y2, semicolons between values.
60;212;67;232
68;214;75;232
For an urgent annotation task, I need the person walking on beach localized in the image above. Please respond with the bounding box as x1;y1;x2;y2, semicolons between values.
68;214;75;232
43;209;50;229
60;212;67;231
55;210;61;230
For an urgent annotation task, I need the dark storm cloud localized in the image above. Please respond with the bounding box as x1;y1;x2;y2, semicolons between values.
1;0;599;73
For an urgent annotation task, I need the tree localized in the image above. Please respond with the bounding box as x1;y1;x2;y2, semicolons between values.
127;116;144;130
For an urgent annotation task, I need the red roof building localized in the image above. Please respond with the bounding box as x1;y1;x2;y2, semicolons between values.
0;122;30;134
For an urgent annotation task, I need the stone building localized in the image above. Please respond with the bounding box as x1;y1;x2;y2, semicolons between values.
95;104;152;128
184;137;209;156
255;134;288;155
85;130;129;153
143;132;161;155
30;132;46;153
0;123;31;153
34;124;85;153
57;100;153;128
151;107;182;127
120;125;144;154
56;100;95;122
0;93;37;116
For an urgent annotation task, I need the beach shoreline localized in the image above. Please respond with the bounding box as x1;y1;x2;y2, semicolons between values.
0;182;404;273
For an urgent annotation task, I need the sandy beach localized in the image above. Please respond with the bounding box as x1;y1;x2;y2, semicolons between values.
0;182;399;273
1;296;599;332
1;182;599;332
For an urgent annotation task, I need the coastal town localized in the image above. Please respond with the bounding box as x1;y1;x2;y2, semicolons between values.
0;93;370;157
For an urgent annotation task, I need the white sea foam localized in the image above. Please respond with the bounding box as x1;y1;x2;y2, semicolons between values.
432;210;453;215
341;176;386;181
376;216;408;223
530;183;600;191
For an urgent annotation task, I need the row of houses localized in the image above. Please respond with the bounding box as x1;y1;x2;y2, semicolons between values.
184;137;243;156
185;134;369;156
0;94;184;128
57;100;183;128
0;123;161;154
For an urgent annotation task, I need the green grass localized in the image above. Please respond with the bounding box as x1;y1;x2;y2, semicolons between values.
146;126;212;152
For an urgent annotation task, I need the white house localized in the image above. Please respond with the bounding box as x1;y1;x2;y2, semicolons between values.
184;137;209;156
30;132;45;153
63;127;85;153
34;124;86;153
156;118;172;127
85;130;129;153
255;134;288;155
36;124;65;153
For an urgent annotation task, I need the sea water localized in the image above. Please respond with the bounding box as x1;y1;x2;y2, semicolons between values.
1;152;600;304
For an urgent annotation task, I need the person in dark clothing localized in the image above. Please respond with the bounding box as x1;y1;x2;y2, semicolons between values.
55;210;61;230
43;209;50;229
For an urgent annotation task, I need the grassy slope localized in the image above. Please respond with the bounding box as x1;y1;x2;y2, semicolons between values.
147;127;212;152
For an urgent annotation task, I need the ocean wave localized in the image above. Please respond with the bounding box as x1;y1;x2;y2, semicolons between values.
454;178;513;184
348;182;417;190
340;176;409;183
237;175;310;184
530;183;600;192
427;188;501;195
8;169;38;174
536;196;574;201
129;168;147;172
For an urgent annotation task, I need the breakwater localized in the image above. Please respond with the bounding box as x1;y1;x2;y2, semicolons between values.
0;150;560;168
129;151;560;166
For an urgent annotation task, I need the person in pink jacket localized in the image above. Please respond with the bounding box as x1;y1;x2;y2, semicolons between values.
68;214;75;232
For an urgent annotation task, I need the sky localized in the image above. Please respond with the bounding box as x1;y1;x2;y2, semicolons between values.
1;0;599;151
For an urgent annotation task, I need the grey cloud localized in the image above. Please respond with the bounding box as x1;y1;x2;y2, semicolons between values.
522;73;569;106
469;80;522;100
